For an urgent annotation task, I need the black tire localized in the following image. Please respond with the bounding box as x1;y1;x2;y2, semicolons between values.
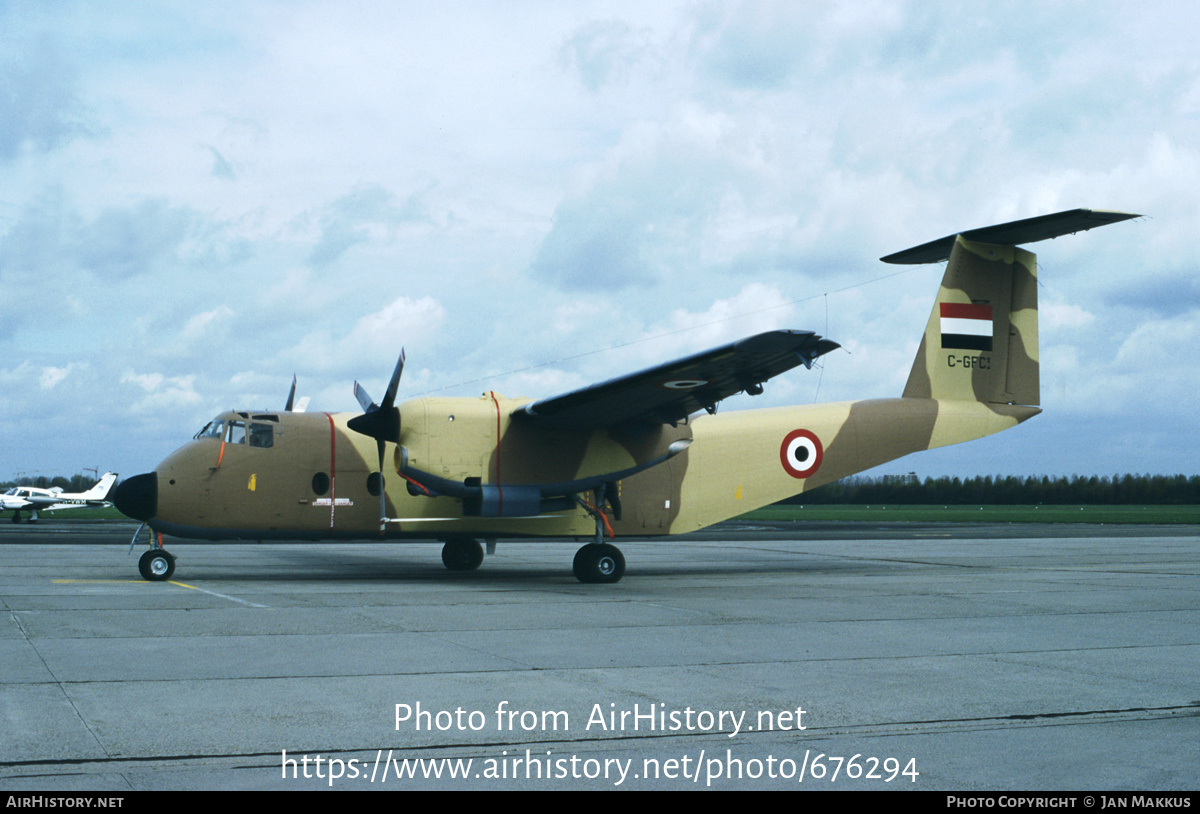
573;543;625;584
138;549;175;581
441;538;484;571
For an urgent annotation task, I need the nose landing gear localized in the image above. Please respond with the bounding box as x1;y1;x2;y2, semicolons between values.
131;522;175;582
138;548;176;581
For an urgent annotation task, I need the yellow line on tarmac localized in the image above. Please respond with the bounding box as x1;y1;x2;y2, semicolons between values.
51;579;197;588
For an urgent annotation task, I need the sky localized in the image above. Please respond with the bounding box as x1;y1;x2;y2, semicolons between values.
1;0;1197;483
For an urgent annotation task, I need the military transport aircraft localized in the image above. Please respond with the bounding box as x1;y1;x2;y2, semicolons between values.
3;473;118;523
112;208;1138;583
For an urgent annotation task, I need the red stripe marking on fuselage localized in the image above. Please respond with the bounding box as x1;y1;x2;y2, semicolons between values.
325;412;337;530
490;391;503;516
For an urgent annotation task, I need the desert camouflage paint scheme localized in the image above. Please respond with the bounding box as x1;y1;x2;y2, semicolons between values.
113;209;1138;583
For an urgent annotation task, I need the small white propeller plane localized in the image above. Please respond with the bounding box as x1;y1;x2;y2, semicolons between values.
112;209;1138;583
2;473;119;523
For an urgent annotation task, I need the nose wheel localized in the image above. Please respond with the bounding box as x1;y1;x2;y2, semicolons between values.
131;523;175;581
138;548;176;581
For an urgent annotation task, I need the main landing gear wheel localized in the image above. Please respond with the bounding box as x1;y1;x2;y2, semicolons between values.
441;538;484;571
138;549;176;582
573;543;625;584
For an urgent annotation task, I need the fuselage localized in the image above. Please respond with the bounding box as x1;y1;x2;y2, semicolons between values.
1;487;57;511
114;391;1038;542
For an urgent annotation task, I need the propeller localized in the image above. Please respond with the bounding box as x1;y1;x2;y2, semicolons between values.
346;350;406;532
284;376;309;412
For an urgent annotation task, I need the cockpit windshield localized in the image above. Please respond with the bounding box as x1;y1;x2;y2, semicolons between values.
194;419;227;440
192;416;273;448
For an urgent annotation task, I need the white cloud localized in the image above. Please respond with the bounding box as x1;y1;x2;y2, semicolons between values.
181;305;235;340
119;371;200;413
38;366;70;390
346;296;446;349
1041;303;1095;330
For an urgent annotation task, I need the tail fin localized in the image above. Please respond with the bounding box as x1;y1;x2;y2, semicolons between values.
81;472;119;502
885;208;1139;406
901;236;1039;404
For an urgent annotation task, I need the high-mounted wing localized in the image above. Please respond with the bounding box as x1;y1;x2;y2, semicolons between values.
514;329;839;430
881;208;1140;265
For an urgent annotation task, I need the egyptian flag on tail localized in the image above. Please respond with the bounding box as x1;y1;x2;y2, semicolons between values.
939;302;993;351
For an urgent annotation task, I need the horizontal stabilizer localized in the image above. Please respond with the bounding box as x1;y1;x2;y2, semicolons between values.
882;209;1140;265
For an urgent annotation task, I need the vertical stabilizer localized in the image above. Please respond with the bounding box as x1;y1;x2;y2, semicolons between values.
903;236;1039;405
81;472;120;502
886;208;1139;406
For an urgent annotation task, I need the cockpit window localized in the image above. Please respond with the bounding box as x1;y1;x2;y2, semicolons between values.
193;417;273;448
227;421;247;445
249;422;274;448
195;419;226;440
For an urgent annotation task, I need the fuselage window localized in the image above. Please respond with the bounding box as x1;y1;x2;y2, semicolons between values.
312;472;331;496
249;423;274;448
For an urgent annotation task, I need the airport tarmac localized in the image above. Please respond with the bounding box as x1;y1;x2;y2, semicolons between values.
1;519;1197;791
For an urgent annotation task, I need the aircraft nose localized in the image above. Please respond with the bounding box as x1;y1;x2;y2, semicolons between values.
112;472;157;521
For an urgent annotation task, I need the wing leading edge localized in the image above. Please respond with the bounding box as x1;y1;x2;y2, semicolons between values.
514;329;839;430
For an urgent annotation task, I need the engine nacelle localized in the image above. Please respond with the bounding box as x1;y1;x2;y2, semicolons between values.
462;485;543;517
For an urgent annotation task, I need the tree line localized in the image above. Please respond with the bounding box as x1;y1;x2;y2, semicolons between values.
786;474;1200;505
1;473;104;493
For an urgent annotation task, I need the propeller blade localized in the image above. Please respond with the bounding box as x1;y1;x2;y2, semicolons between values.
353;381;377;413
376;437;386;534
285;376;297;412
381;349;405;410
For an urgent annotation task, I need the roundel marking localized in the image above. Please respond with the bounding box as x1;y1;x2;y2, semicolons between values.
780;429;823;479
660;379;708;390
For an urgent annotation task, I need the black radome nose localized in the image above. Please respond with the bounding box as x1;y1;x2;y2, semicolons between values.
112;472;157;521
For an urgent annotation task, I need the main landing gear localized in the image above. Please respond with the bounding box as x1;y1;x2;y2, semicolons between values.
441;537;485;571
437;524;628;584
572;542;625;584
571;486;626;584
